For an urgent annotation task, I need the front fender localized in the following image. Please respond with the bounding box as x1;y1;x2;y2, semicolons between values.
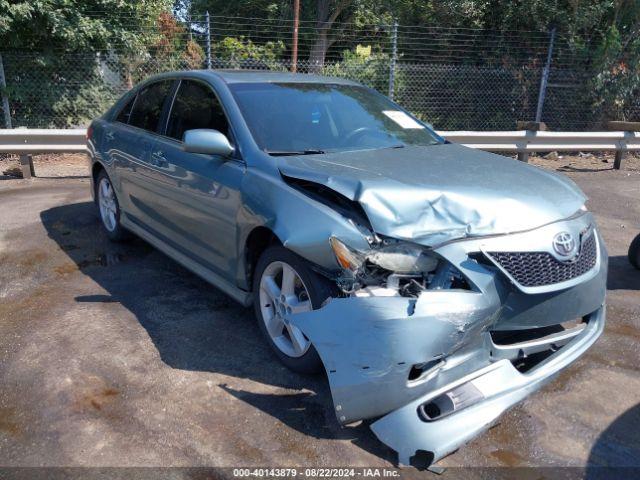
237;168;371;277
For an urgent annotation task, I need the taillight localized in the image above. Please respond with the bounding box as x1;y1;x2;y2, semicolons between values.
86;125;93;141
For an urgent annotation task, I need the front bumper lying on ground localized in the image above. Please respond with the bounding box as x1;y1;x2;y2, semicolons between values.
288;216;607;465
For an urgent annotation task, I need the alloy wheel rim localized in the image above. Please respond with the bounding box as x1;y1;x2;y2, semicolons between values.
259;261;313;358
98;177;118;232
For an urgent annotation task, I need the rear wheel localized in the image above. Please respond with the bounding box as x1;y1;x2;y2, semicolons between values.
629;233;640;270
253;246;336;374
96;170;129;242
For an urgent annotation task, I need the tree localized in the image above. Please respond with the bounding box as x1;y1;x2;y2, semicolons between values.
186;0;362;68
308;0;355;68
0;0;195;127
0;0;172;53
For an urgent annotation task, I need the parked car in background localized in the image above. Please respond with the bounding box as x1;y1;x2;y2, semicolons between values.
87;70;607;466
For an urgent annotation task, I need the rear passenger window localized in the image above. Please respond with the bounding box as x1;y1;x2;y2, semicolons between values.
166;80;230;141
128;81;172;132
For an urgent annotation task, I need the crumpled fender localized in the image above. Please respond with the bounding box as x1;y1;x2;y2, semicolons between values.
237;167;371;277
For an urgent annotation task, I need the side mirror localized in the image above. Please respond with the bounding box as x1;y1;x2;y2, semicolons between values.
183;129;235;157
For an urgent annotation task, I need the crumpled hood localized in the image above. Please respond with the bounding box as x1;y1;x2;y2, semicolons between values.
278;143;587;245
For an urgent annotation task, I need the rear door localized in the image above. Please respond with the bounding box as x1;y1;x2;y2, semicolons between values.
109;80;176;227
144;79;244;279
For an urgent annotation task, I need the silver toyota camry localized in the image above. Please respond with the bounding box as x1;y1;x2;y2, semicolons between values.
87;70;607;466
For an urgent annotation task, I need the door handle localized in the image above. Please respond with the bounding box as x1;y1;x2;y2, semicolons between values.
151;150;168;167
152;150;166;160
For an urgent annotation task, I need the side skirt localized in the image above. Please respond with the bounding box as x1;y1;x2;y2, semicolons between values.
121;214;253;307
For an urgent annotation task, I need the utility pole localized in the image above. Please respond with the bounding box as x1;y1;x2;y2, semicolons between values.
535;27;556;123
205;11;212;69
291;0;300;73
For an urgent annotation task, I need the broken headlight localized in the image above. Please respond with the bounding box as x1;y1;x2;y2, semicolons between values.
367;241;438;274
330;237;438;274
329;237;443;296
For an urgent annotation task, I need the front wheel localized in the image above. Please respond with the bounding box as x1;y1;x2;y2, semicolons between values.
253;246;336;374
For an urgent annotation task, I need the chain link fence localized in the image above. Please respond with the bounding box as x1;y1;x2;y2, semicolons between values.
0;17;632;131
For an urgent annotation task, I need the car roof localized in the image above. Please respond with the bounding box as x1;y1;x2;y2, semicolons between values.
149;69;361;86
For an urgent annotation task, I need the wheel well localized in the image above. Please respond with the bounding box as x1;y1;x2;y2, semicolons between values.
92;162;105;194
245;227;281;290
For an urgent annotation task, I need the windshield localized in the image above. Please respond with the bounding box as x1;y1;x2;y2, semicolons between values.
229;82;442;155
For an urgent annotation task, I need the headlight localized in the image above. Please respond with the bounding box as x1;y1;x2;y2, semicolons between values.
330;237;438;274
367;242;438;273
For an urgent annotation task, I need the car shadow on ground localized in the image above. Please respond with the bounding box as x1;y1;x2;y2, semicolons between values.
607;255;640;291
40;201;397;465
586;403;640;479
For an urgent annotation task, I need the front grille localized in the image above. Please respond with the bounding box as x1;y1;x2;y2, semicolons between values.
486;232;597;287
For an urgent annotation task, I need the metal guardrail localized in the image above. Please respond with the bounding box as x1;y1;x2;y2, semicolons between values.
0;129;87;178
1;128;638;178
0;128;86;154
441;130;640;153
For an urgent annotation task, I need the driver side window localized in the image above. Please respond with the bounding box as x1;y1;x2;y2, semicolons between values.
166;80;230;142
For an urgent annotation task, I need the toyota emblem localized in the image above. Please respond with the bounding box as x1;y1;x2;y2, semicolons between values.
553;232;576;257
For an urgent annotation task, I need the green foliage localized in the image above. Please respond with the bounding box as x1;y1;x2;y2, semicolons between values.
0;2;204;127
2;53;118;127
209;36;286;70
322;46;392;93
1;0;639;127
216;37;285;62
592;27;640;121
0;0;172;53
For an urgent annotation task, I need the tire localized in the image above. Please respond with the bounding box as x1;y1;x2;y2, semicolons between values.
95;170;130;242
253;246;337;374
629;233;640;270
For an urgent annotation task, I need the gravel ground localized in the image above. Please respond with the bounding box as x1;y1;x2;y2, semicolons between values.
0;153;639;476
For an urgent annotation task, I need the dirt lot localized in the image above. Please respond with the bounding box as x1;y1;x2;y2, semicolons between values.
0;153;639;476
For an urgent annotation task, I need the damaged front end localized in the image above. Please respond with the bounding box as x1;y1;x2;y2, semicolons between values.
264;145;607;465
283;208;607;465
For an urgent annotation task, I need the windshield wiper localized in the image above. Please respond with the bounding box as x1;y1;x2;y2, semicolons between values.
265;149;326;156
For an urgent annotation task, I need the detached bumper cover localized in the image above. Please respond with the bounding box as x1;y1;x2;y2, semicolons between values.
370;305;605;464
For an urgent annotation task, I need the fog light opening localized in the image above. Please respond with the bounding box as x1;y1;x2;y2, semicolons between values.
420;399;445;420
418;382;485;422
